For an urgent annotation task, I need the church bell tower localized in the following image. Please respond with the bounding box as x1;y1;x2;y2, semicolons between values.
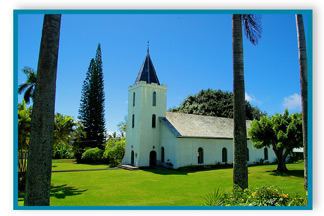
122;47;167;167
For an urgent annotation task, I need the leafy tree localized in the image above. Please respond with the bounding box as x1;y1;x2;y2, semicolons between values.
78;44;106;150
24;14;61;206
18;100;32;191
248;110;303;172
169;89;265;120
232;14;262;189
296;14;308;190
18;67;37;104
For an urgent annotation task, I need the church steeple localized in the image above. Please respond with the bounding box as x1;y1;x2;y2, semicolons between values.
134;44;160;85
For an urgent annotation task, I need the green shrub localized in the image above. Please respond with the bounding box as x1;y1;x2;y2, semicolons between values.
81;147;104;163
103;139;125;166
53;145;74;159
204;185;307;206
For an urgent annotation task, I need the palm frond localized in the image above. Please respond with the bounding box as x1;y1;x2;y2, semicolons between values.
23;86;34;104
242;14;262;45
19;67;37;104
18;83;29;94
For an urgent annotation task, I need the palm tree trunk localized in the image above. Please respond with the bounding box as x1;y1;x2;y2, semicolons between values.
232;14;248;189
24;14;61;206
296;14;308;190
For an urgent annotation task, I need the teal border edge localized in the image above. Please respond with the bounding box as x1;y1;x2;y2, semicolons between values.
13;9;311;14
13;9;313;210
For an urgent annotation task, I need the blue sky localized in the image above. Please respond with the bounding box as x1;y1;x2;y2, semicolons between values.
16;11;310;133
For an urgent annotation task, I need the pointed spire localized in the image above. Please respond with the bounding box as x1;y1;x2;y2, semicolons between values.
147;41;149;54
134;44;160;85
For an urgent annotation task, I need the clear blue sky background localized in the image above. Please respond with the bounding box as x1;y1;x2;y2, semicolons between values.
17;11;310;133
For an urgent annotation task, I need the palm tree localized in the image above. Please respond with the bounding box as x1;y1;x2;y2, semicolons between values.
18;67;37;104
232;14;262;189
117;116;127;135
18;100;32;191
296;14;308;190
53;113;75;149
24;14;61;206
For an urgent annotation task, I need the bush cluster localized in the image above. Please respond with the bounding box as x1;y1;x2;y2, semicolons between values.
103;139;125;166
81;147;104;163
204;185;307;206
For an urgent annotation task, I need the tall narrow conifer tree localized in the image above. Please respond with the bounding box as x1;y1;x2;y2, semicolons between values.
78;44;106;149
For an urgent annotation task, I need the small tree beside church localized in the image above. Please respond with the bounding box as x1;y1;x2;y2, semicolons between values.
248;110;303;172
78;44;106;152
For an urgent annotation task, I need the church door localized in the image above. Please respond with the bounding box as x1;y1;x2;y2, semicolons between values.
149;151;157;167
131;150;134;165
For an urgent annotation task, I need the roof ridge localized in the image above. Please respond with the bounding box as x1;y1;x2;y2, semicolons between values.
166;112;253;122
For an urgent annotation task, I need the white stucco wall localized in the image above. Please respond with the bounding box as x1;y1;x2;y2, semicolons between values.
123;81;167;167
247;141;276;164
174;138;277;169
176;138;234;168
159;121;178;168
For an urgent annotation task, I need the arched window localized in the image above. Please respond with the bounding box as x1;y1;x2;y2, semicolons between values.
153;91;156;106
133;92;135;106
247;148;249;161
131;150;134;164
222;148;227;163
264;148;268;160
161;147;165;163
152;114;156;128
198;147;204;164
132;114;135;128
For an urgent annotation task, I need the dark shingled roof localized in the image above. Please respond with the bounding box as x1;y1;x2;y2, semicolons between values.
135;50;160;85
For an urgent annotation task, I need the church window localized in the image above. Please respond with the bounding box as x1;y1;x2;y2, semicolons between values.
161;147;165;163
264;148;268;160
131;150;134;164
152;114;156;128
153;91;156;106
222;148;227;163
132;114;135;128
198;147;204;164
133;92;135;106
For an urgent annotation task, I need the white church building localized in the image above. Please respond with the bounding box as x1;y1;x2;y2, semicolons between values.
122;49;276;169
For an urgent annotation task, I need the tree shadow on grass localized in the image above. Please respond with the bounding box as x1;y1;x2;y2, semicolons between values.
141;168;188;175
141;166;233;176
266;169;304;178
18;185;87;204
50;184;88;199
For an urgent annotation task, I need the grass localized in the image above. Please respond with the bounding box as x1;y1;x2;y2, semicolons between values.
51;159;111;171
18;160;306;206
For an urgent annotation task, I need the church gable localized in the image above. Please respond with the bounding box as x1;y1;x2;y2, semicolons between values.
160;112;252;139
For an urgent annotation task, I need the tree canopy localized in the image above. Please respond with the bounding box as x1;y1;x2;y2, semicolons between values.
169;89;266;120
248;109;303;172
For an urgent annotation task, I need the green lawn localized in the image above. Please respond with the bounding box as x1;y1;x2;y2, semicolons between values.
18;160;306;206
51;159;111;171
